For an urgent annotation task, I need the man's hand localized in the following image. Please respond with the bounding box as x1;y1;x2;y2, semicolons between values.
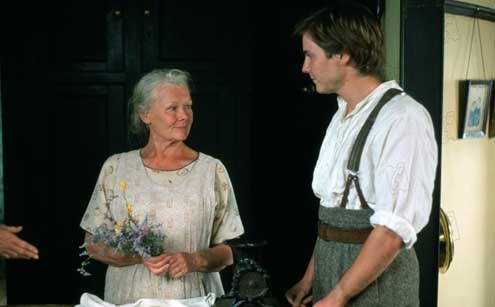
286;278;313;307
313;285;347;307
0;225;39;260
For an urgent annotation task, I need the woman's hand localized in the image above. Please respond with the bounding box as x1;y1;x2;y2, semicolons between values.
286;278;313;307
143;254;168;275
165;252;195;277
144;244;233;277
143;252;194;278
84;232;142;267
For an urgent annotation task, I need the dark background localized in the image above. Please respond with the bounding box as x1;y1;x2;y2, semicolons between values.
0;1;440;306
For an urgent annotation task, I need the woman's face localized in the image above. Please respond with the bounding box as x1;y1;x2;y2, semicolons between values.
141;84;193;143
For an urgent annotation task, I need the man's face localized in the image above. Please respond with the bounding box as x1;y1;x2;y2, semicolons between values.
301;33;346;94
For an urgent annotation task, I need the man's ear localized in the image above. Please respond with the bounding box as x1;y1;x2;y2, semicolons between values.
339;53;352;66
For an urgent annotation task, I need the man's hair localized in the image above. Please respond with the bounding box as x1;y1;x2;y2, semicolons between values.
294;1;384;79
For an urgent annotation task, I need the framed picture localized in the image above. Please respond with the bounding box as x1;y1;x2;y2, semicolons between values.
458;80;493;139
490;81;495;138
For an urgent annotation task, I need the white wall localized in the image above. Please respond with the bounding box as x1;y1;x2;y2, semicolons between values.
439;1;495;306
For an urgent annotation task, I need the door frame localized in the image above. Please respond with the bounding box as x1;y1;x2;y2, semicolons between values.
400;1;444;306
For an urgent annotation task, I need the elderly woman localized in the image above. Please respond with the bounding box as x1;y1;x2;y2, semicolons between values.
80;69;244;304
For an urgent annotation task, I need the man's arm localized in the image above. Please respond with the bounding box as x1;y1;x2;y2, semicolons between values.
286;246;315;307
316;225;402;307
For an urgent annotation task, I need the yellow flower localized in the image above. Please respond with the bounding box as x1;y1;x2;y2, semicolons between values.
125;218;130;226
120;181;127;192
126;202;133;214
114;221;122;234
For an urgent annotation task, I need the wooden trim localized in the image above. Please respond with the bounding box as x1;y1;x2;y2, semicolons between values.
401;1;444;306
445;0;495;22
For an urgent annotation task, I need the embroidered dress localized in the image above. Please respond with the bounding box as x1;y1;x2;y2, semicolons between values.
80;150;244;304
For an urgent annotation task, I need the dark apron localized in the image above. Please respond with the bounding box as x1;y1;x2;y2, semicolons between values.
313;89;420;306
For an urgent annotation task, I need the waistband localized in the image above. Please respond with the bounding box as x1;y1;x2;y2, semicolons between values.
318;221;373;244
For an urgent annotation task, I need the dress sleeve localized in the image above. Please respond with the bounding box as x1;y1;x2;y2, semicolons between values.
80;155;119;234
369;104;438;249
210;161;244;245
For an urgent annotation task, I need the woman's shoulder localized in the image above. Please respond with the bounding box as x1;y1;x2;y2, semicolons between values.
197;151;215;162
102;150;140;167
197;152;228;170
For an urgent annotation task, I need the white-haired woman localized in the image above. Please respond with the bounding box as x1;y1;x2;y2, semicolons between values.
80;69;244;304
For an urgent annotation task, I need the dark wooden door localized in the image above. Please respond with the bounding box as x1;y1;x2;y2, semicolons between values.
1;1;127;302
0;1;254;303
401;1;443;306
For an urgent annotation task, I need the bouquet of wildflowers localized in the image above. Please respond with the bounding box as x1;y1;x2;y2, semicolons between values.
78;180;165;276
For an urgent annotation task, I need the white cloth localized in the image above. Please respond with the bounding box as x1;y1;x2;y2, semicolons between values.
312;80;438;248
76;292;216;307
81;151;244;304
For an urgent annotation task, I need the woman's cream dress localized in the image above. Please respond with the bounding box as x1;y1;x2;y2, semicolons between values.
81;150;244;304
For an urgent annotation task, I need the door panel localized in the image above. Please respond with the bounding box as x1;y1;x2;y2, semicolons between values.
48;1;124;72
141;1;251;83
0;1;254;303
3;78;125;302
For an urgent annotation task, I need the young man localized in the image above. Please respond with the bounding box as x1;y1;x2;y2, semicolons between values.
285;2;437;306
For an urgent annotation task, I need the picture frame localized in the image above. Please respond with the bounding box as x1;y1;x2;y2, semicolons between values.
490;81;495;138
458;80;493;139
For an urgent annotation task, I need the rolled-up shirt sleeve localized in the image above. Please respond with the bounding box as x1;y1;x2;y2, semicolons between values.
369;103;438;249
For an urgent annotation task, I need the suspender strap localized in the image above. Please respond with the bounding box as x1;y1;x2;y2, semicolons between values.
339;88;404;209
347;88;403;172
340;174;369;209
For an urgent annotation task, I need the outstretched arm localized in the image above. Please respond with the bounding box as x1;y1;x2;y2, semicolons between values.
0;225;39;260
